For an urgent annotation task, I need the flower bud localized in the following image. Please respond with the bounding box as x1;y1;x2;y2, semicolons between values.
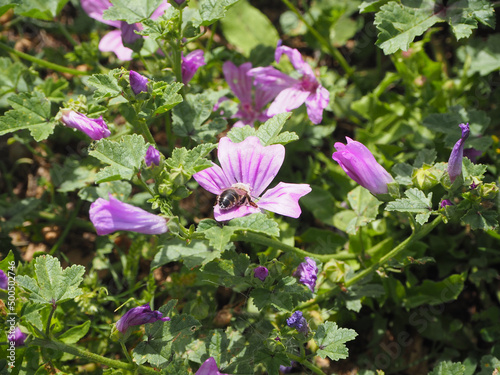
145;145;160;167
253;266;269;281
182;50;206;84
293;257;317;292
195;357;229;375
9;327;27;347
447;123;470;182
0;270;7;290
60;110;111;140
116;303;170;334
440;199;453;208
286;311;308;334
130;70;149;95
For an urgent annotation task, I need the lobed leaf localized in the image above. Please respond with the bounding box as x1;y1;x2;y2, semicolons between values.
103;0;164;23
314;321;358;361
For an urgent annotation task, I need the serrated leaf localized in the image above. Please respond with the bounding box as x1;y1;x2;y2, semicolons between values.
461;207;498;231
386;188;433;213
462;158;487;181
0;92;56;141
200;226;234;252
152;238;218;269
228;213;280;237
227;125;257;143
344;186;382;234
359;0;391;13
103;0;163;23
90;134;147;183
429;361;465;375
445;0;495;39
87;70;122;101
314;321;358;361
255;113;294;146
461;34;500;76
202;251;251;289
17;255;85;305
152;81;184;114
198;0;239;26
57;321;91;344
251;276;310;312
392;163;414;185
220;0;279;57
15;0;68;20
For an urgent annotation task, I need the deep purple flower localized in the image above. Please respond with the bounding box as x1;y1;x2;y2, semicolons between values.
248;41;329;124
182;50;206;84
286;311;308;334
193;136;311;221
223;61;277;127
463;148;482;163
332;137;395;195
8;327;27;347
81;0;170;60
294;257;318;292
254;266;269;281
448;123;470;182
89;195;168;235
195;357;229;375
440;199;453;208
145;145;161;167
116;303;170;333
0;270;7;290
130;70;149;95
60;109;111;140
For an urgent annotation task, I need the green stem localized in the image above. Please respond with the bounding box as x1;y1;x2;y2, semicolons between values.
136;174;155;197
231;232;357;262
280;0;354;76
49;200;82;255
45;303;57;336
32;338;159;374
287;353;326;375
120;341;133;364
0;42;89;76
136;120;156;145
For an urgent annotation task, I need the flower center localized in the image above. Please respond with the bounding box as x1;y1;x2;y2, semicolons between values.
300;75;318;92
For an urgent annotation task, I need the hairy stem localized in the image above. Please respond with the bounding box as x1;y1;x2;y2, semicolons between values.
287;353;326;375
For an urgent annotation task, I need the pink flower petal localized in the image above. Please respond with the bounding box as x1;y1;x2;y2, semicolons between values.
151;1;171;19
81;0;121;27
98;30;133;60
218;137;285;197
258;182;311;218
305;85;329;124
223;61;253;105
193;164;234;196
214;204;261;222
275;44;313;77
195;357;229;375
248;66;297;95
267;86;310;117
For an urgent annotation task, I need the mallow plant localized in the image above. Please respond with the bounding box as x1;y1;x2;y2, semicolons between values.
0;0;499;374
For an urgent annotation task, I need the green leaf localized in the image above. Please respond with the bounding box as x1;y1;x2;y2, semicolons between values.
17;255;85;305
152;81;184;115
0;92;56;141
15;0;69;20
228;213;280;237
90;134;148;183
251;276;311;312
103;0;163;23
461;207;498;231
359;0;391;13
197;223;234;253
314;321;358;361
478;355;500;374
429;361;465;375
0;198;41;232
226;125;257;143
220;0;279;57
86;70;122;101
57;321;91;344
0;0;20;17
445;0;495;39
202;251;251;290
165;143;217;175
198;0;239;27
344;186;382;234
386;188;433;222
461;34;500;76
392;163;414;185
254;113;298;146
404;273;466;308
462;158;487;181
152;238;218;270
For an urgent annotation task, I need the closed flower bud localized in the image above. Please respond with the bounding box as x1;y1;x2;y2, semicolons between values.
0;270;7;290
195;357;229;375
89;195;168;236
448;123;470;182
145;145;161;167
294;257;317;292
440;199;453;208
116;303;170;334
332;137;394;195
286;311;308;334
60;109;111;140
253;266;269;281
182;50;206;84
9;327;27;347
130;70;149;95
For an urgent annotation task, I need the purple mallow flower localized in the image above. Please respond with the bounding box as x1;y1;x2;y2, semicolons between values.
0;270;7;289
81;0;170;60
130;70;149;95
89;195;168;235
182;50;206;84
448;123;470;182
248;41;329;124
60;109;111;140
294;257;318;292
463;147;482;163
116;303;170;333
145;145;161;167
193;136;311;222
223;61;277;127
440;199;453;208
8;327;27;347
195;357;229;375
286;311;308;334
332;137;395;195
254;266;269;281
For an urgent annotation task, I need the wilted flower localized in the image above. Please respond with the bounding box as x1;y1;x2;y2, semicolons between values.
195;357;229;375
89;195;168;235
0;270;7;290
294;257;318;292
332;137;395;195
193;136;311;221
286;311;308;334
223;61;277;127
448;123;470;182
254;266;269;281
60;109;111;140
440;199;453;208
116;303;170;333
130;70;148;95
81;0;170;60
248;41;329;124
9;327;27;347
182;50;206;84
145;145;161;167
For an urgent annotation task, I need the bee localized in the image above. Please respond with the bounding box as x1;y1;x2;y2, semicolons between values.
216;186;258;210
